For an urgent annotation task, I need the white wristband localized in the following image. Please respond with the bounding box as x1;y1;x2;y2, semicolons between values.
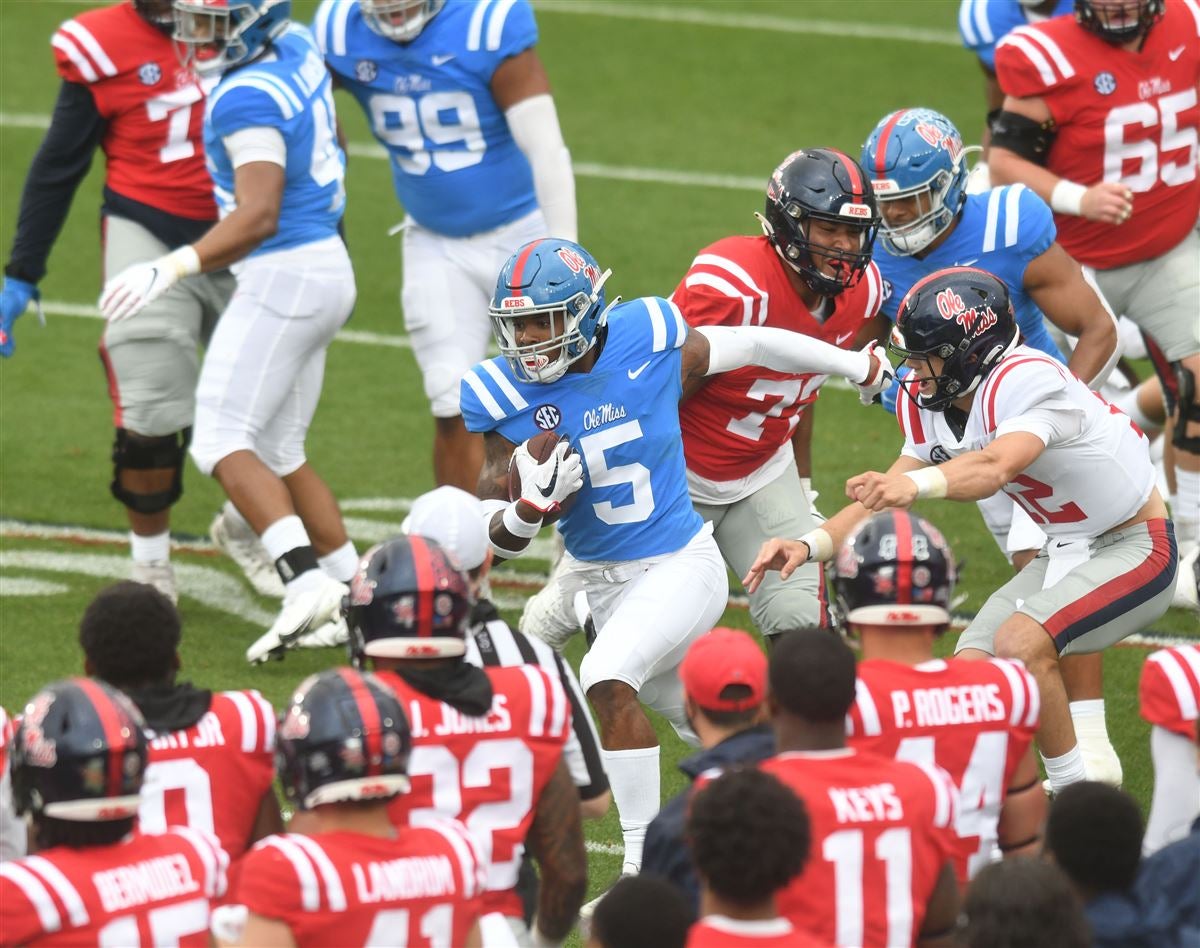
502;501;542;538
165;245;201;279
796;527;834;563
903;466;948;499
1050;179;1086;216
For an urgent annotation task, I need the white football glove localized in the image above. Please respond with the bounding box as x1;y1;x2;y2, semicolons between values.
855;340;895;406
513;439;584;515
100;245;200;322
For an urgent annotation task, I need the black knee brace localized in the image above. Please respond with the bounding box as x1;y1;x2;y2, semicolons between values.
1172;362;1200;454
110;427;191;514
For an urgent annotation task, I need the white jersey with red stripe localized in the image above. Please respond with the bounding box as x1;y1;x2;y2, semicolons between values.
897;346;1154;540
0;828;227;946
379;664;570;919
139;690;276;861
1140;645;1200;739
846;658;1040;883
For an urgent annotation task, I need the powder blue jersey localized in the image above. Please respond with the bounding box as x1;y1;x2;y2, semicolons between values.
958;0;1073;70
314;0;539;237
460;298;704;562
205;25;346;256
877;184;1064;361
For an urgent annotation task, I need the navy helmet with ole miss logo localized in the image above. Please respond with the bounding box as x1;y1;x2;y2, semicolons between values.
11;677;147;822
276;668;412;811
757;147;880;298
833;510;958;628
889;267;1019;412
488;238;616;384
346;535;474;666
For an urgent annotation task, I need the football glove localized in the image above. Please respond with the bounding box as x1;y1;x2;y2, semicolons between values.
513;439;584;516
100;245;200;322
880;365;913;414
855;340;895;406
0;276;42;358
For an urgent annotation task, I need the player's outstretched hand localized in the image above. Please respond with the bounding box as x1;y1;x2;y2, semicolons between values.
100;246;199;322
1081;181;1134;226
846;470;918;511
0;277;40;358
743;538;811;593
513;440;584;516
855;341;895;406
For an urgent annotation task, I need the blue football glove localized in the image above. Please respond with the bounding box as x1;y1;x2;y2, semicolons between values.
0;277;41;358
880;365;912;414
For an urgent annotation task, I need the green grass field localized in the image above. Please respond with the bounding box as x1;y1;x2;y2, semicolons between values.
1;0;1196;917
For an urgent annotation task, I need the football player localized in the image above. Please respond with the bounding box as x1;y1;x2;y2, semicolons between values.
747;268;1178;792
78;581;280;860
838;510;1047;884
0;0;236;603
0;678;229;944
761;630;960;946
214;668;490;947
0;707;23;863
1139;644;1200;853
346;535;586;945
459;238;892;878
100;0;360;664
988;0;1200;609
314;0;576;492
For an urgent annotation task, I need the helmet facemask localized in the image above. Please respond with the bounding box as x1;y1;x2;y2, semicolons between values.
360;0;446;43
759;207;877;298
134;0;175;35
1075;0;1164;44
174;0;287;77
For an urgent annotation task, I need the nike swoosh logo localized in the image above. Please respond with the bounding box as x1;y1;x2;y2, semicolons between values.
628;360;651;380
538;462;558;499
432;54;456;65
835;331;854;345
1169;45;1185;60
955;258;979;267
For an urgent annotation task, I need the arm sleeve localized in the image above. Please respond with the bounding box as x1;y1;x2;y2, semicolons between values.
506;94;576;242
224;127;287;169
698;324;870;381
994;400;1084;445
4;80;105;284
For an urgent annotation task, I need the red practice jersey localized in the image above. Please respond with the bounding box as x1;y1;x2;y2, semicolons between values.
846;658;1040;883
381;664;570;918
1140;644;1200;739
688;916;830;947
51;2;216;220
994;1;1200;268
139;690;276;860
226;823;485;947
674;236;883;482
0;828;227;947
761;749;958;948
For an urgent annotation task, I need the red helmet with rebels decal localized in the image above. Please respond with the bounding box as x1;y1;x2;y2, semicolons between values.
758;148;880;297
833;510;958;628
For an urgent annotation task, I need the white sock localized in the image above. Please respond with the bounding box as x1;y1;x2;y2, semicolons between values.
602;745;660;873
260;515;311;562
1042;745;1087;791
1173;467;1200;550
222;500;253;531
130;530;170;564
318;541;359;583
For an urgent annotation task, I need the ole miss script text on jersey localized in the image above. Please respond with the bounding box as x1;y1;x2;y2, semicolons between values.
1140;644;1200;739
0;828;228;946
761;749;958;947
51;2;215;220
674;236;883;483
995;0;1200;268
380;664;570;919
846;658;1040;883
139;690;276;860
225;823;485;947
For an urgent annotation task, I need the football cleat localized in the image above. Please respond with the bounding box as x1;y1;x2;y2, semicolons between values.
1171;544;1200;612
210;508;285;598
577;869;638;942
246;573;349;665
519;562;582;653
131;559;177;605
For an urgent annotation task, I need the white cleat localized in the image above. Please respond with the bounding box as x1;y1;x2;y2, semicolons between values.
246;574;348;664
1171;545;1199;612
520;554;582;652
1079;738;1124;788
131;559;177;605
577;866;638;941
210;509;285;599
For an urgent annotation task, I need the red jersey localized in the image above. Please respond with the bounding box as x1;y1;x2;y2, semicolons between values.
674;236;883;483
761;750;958;948
688;916;830;947
0;827;227;947
1140;644;1200;739
994;2;1200;268
225;823;485;947
139;690;276;860
845;658;1040;884
51;2;216;220
380;664;570;918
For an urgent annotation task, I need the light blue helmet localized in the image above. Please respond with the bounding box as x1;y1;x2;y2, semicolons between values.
489;239;615;384
360;0;446;43
861;108;970;257
174;0;291;77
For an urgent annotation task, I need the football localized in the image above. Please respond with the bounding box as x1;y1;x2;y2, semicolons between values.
507;431;579;524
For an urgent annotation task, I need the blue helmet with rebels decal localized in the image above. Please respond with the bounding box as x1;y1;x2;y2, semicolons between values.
834;510;958;628
346;535;473;664
277;667;412;810
11;678;147;821
174;0;292;77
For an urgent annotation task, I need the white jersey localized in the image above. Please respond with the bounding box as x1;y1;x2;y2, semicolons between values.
897;347;1153;541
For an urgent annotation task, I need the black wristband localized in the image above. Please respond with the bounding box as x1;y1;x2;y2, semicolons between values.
274;546;319;584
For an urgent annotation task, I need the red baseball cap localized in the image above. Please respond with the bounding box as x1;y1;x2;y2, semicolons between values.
680;627;767;712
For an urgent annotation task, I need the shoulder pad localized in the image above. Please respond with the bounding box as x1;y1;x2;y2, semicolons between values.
460;358;530;432
979;183;1054;257
994;23;1078;96
51;15;120;85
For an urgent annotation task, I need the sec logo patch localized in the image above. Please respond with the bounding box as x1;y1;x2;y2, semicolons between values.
1094;72;1117;95
533;404;561;430
138;62;162;86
